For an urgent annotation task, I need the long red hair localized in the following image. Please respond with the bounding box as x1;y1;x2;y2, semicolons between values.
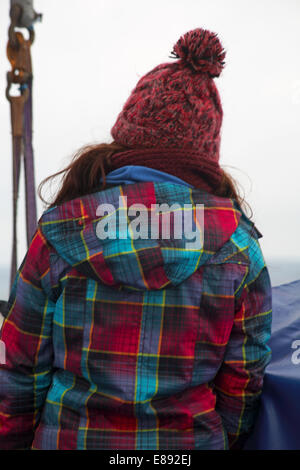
38;142;251;216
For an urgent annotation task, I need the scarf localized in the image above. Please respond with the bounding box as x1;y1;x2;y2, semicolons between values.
109;148;223;194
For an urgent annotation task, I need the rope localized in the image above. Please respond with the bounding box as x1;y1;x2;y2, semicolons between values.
23;78;37;246
10;135;22;288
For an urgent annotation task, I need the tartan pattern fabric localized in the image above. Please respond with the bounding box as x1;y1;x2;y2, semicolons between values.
0;182;272;450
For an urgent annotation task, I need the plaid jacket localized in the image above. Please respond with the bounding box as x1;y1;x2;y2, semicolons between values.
0;182;272;450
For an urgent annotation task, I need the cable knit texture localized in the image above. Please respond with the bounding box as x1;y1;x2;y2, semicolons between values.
111;28;226;162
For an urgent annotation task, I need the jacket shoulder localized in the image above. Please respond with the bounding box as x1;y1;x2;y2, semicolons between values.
207;209;264;268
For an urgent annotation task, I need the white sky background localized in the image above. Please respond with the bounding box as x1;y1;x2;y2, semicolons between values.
0;0;300;272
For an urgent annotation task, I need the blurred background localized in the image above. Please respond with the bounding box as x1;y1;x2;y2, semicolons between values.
0;0;300;300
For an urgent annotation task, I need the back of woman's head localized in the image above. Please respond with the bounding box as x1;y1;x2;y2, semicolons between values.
38;28;251;217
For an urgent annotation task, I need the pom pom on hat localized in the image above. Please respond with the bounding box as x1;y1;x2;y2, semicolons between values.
171;28;226;77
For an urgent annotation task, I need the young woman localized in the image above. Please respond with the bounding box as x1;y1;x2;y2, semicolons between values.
0;28;272;450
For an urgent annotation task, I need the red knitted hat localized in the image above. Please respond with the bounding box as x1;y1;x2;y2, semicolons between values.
111;28;226;162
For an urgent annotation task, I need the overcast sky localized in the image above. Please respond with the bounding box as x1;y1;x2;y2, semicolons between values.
0;0;300;275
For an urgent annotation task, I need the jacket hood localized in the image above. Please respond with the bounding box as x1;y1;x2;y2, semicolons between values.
39;182;246;291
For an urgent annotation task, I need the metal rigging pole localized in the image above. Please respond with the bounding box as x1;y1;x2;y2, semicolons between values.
5;0;42;290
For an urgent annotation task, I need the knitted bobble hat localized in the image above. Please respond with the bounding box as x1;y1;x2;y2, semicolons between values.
111;28;226;162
